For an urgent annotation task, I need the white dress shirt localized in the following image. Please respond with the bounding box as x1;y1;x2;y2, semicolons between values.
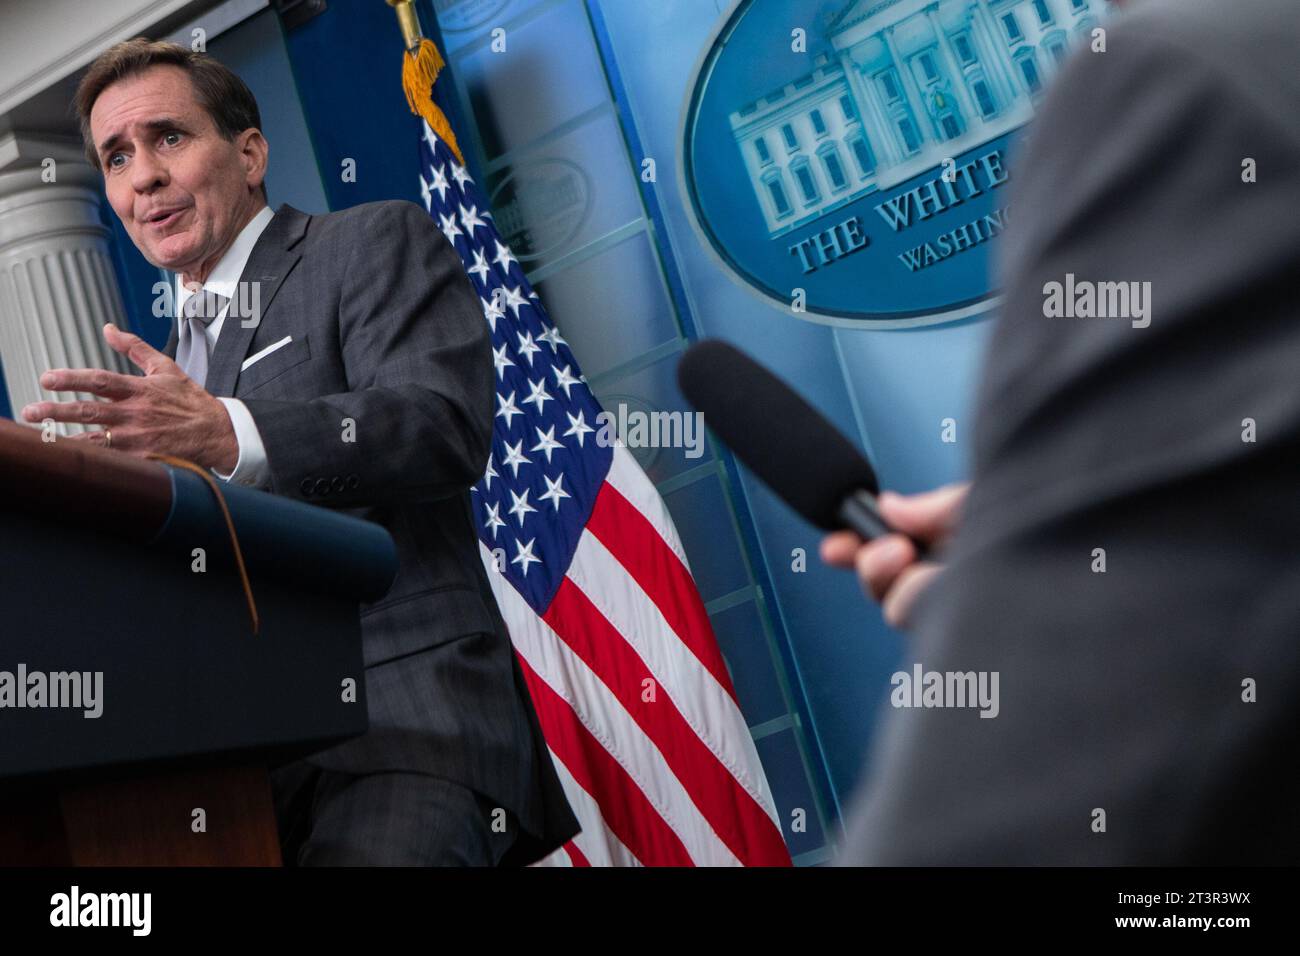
174;204;275;488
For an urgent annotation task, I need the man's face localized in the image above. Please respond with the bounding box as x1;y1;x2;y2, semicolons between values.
90;64;266;283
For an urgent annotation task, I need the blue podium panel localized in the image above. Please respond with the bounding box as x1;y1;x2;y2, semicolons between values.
0;508;369;783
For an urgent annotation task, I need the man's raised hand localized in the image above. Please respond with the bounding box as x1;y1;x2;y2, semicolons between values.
21;323;238;472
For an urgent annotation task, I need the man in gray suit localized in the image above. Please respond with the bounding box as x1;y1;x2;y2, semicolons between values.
24;38;578;864
822;0;1300;863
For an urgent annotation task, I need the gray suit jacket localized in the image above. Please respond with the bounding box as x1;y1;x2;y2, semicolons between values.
165;199;579;864
841;0;1300;864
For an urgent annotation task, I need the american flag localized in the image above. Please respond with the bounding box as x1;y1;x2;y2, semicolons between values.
416;116;791;866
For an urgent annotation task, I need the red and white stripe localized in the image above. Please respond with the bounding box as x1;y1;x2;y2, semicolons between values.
482;446;791;866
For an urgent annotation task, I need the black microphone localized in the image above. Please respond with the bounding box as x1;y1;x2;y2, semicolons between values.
677;339;928;557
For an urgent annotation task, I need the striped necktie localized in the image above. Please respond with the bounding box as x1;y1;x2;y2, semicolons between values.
174;289;228;389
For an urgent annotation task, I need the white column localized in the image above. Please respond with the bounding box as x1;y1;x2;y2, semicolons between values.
972;0;1020;106
926;5;979;125
882;25;934;144
0;140;135;433
840;51;900;168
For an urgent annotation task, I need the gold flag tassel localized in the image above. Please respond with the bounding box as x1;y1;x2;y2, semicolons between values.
400;37;465;166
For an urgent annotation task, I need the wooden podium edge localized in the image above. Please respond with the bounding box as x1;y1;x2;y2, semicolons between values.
0;765;282;867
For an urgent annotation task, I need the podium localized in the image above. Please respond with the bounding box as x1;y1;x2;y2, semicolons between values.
0;420;398;865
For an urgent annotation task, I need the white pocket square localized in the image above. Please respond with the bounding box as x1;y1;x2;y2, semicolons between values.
241;335;293;372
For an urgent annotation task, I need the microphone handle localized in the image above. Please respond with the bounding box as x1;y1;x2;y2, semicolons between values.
837;490;930;560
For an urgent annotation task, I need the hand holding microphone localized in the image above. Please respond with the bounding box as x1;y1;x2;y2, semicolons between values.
820;483;967;629
677;339;965;630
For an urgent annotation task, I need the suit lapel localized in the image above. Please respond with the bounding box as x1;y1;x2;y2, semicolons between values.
204;204;310;398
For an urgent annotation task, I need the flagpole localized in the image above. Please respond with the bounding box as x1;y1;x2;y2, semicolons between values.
385;0;423;52
385;0;466;164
